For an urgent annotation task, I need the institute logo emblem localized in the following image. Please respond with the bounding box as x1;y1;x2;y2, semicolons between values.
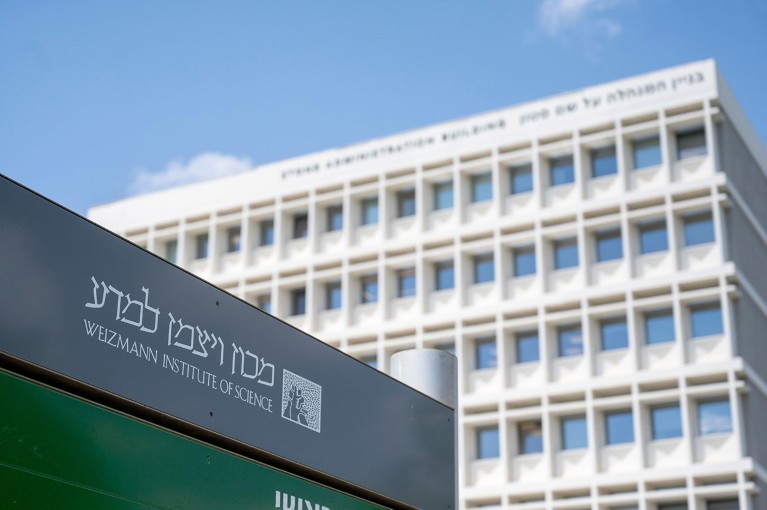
281;369;322;433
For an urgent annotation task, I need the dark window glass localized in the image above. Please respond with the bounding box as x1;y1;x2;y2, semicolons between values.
591;145;618;178
433;180;453;210
605;410;634;445
257;295;271;314
683;211;715;246
165;239;178;263
561;415;588;450
473;253;495;284
706;499;738;510
554;238;579;270
632;135;662;169
558;324;583;357
325;281;342;310
516;331;540;363
293;212;308;239
601;317;629;351
596;228;623;262
550;155;575;186
360;275;378;304
326;204;343;232
291;288;306;316
435;260;455;291
658;504;688;510
651;404;682;440
511;163;533;194
698;399;732;435
518;421;543;454
259;219;274;246
471;171;493;202
436;342;455;355
226;226;241;253
645;309;675;345
397;268;416;298
477;427;500;459
397;188;416;218
676;127;707;159
639;220;668;254
361;197;379;225
475;337;497;370
690;303;724;338
195;233;209;259
513;245;536;277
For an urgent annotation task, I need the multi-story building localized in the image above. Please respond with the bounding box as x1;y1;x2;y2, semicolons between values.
90;60;766;510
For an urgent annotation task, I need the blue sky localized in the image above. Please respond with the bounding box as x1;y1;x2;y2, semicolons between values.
1;0;766;215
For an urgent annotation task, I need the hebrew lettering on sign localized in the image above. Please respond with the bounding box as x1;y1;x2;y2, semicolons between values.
85;277;161;334
231;343;275;387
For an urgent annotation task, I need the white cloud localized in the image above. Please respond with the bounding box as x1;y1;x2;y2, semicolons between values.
128;152;252;196
538;0;628;59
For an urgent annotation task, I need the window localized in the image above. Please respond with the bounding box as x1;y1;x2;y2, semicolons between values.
325;281;342;310
396;188;416;218
554;237;579;270
638;219;668;254
591;145;617;178
292;212;308;239
549;155;574;186
397;268;416;298
611;507;639;510
651;404;682;440
473;253;495;284
360;274;378;304
706;499;738;510
470;171;493;203
518;421;543;454
516;331;540;363
290;288;306;316
259;219;274;246
361;355;378;369
658;504;687;510
690;303;723;338
326;204;343;232
683;211;715;246
645;309;675;345
165;239;178;263
436;342;455;355
360;197;379;225
513;245;536;277
475;337;497;370
434;260;455;291
558;324;583;357
676;127;707;159
477;426;500;459
632;135;661;169
595;228;622;262
605;410;634;445
226;226;241;253
600;316;628;351
195;233;208;259
561;415;587;450
256;294;271;314
433;180;453;210
698;399;732;435
510;163;533;194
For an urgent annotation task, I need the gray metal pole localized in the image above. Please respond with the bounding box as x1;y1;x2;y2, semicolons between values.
390;348;458;509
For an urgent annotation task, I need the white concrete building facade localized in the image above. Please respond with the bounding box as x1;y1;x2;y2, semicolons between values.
90;61;767;510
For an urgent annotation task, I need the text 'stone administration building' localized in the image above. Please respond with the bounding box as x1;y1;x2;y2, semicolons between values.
91;61;767;510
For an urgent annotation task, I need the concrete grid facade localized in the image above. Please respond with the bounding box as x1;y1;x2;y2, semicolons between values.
90;61;767;510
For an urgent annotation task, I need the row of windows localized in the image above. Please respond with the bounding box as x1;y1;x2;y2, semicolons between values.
173;206;716;277
473;302;723;368
159;128;710;263
474;501;739;510
476;397;732;459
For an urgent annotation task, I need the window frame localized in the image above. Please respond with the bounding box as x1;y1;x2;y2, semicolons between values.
631;134;662;170
360;196;379;226
557;323;583;358
259;218;275;246
560;414;588;450
396;187;416;218
396;267;416;298
595;227;623;263
324;280;342;310
290;288;306;316
590;145;618;178
644;308;675;345
553;237;579;270
600;316;629;351
513;245;537;277
675;126;707;160
638;219;668;255
697;398;732;436
472;252;495;284
475;336;497;370
325;204;343;232
517;420;543;455
432;179;454;211
515;331;540;364
292;212;309;239
604;409;634;445
549;155;575;187
510;163;533;195
476;426;500;460
194;232;209;260
360;274;378;304
683;210;715;247
650;403;683;440
470;170;493;203
434;260;455;291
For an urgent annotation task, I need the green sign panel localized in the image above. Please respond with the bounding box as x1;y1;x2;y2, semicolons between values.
0;370;386;510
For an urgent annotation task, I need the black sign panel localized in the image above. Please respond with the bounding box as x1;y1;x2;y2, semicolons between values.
0;175;454;509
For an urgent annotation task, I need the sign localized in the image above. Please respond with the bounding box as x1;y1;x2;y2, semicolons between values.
0;175;454;509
